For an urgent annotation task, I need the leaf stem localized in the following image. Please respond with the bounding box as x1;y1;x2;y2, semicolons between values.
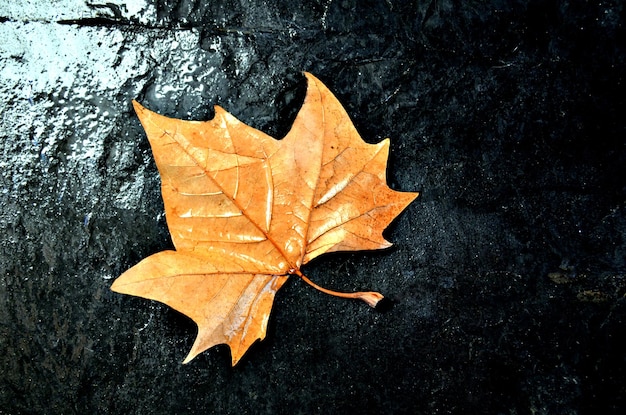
292;269;384;308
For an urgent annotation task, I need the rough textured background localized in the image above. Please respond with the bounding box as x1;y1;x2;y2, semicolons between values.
1;0;625;413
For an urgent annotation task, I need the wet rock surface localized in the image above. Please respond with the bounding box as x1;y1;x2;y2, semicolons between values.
1;1;625;413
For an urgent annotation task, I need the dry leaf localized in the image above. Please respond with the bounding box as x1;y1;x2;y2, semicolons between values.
111;72;418;365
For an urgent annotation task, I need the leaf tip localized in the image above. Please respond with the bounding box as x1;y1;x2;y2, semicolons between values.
181;355;193;365
230;354;242;367
109;276;126;294
131;99;143;112
182;348;199;365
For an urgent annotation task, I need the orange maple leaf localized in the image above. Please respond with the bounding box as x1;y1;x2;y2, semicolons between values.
111;72;418;365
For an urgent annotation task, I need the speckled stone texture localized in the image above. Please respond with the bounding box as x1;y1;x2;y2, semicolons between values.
1;1;625;413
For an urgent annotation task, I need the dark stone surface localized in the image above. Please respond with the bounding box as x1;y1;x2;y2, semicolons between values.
1;0;625;413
